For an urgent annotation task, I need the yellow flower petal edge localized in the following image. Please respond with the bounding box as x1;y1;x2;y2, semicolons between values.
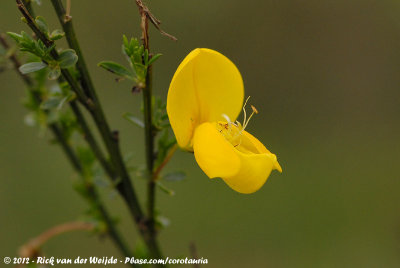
167;48;244;150
222;152;278;194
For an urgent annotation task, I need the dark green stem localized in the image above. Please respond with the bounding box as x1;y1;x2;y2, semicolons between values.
144;65;156;234
86;184;136;266
22;0;35;17
68;99;116;178
17;0;164;259
47;0;145;222
0;33;81;173
16;0;144;222
135;1;164;262
1;33;133;262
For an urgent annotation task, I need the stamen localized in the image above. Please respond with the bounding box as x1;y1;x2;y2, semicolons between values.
218;97;258;149
241;96;258;131
242;96;251;129
251;105;258;114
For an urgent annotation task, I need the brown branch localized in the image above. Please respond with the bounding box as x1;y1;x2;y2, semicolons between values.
134;0;177;41
19;221;95;259
153;144;178;181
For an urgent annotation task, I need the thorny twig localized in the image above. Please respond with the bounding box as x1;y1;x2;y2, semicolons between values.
135;0;177;42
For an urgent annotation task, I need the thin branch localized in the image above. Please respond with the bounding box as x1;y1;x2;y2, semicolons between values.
69;100;116;178
15;0;145;230
48;0;146;226
16;0;89;106
1;33;132;262
0;33;82;173
153;144;178;181
22;0;35;17
18;0;164;260
0;33;33;87
19;221;95;258
135;0;164;262
134;0;177;41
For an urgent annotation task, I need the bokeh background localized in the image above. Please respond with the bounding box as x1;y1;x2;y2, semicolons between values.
1;0;400;267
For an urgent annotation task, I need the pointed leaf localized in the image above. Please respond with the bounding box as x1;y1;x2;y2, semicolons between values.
163;171;186;182
148;53;162;66
19;62;47;74
6;32;23;43
156;181;175;196
98;61;135;80
123;112;144;128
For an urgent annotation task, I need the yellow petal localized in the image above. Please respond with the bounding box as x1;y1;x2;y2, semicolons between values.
239;131;282;173
193;122;281;194
222;151;278;194
166;49;200;149
167;48;244;150
193;122;241;178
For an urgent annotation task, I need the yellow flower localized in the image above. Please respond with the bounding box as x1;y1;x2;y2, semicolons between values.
167;48;282;194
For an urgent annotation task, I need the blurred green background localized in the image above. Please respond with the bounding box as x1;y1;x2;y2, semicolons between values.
1;0;400;267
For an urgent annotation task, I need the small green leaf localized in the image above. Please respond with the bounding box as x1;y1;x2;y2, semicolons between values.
35;16;49;35
148;53;162;66
21;31;34;41
163;171;186;182
48;66;61;80
19;61;47;74
98;61;135;80
58;49;78;69
6;32;23;43
156;181;175;196
40;97;63;110
155;215;170;229
49;29;65;40
123;112;144;128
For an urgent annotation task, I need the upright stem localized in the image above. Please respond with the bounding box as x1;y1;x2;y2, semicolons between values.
144;63;157;238
16;0;164;259
69;101;116;178
47;0;145;224
136;1;164;261
0;34;81;173
0;34;132;261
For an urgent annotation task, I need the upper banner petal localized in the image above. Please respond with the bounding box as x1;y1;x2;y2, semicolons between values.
167;48;244;149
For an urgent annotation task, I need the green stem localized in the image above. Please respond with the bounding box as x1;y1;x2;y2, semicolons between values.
47;0;145;223
0;33;82;173
17;0;164;259
1;33;132;262
68;100;116;178
144;65;156;227
135;1;164;262
143;65;164;260
16;0;144;222
86;184;136;266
